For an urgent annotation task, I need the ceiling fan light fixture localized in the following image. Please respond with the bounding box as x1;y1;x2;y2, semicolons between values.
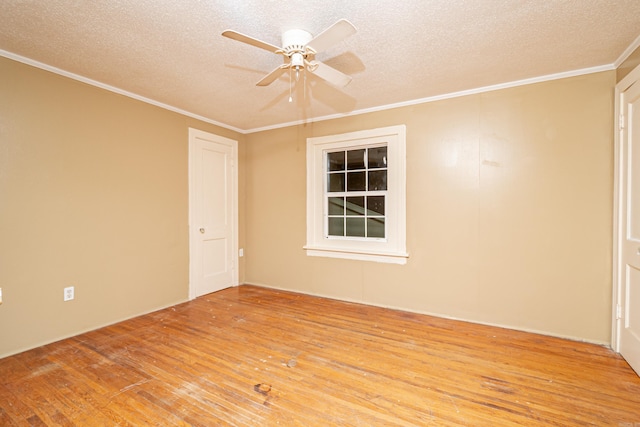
291;52;304;68
291;52;304;81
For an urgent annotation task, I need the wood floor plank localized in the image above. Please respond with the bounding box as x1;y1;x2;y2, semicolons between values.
0;383;36;427
1;284;639;426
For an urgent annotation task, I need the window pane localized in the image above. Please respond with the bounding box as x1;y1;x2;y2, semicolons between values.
367;218;385;238
347;171;366;191
346;197;365;216
346;218;366;237
328;151;345;171
328;173;345;192
368;170;387;191
328;217;344;236
328;197;344;215
367;196;385;215
368;147;387;169
347;149;366;170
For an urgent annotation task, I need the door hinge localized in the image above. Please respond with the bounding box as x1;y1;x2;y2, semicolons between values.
619;114;625;131
616;304;623;320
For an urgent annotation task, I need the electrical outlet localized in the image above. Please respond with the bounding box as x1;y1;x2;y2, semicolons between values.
64;286;74;302
0;287;3;305
239;248;244;257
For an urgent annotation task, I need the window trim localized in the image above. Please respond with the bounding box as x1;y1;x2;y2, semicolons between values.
305;125;408;264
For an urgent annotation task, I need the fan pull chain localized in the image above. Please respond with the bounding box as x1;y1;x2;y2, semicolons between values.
304;67;307;101
288;67;293;103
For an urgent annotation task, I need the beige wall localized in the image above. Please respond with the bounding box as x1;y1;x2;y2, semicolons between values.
245;71;615;344
0;56;244;357
0;53;616;356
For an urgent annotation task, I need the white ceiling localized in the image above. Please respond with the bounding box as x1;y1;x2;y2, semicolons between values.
1;1;639;133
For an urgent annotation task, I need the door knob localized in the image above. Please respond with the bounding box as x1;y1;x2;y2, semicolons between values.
199;228;205;234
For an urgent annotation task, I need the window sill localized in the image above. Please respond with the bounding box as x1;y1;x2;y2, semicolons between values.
304;245;408;265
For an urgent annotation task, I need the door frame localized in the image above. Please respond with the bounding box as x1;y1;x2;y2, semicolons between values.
612;64;640;352
188;128;239;300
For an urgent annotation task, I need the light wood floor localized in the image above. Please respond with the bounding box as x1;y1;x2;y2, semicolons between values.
1;285;639;426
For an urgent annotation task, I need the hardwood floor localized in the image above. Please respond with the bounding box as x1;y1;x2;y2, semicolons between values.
1;285;639;426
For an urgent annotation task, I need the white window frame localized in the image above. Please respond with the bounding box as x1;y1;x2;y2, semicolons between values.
305;125;408;264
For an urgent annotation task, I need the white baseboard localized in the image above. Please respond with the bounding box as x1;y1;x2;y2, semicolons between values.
241;281;611;348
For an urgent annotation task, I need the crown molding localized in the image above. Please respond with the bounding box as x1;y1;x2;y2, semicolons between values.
245;64;614;134
1;49;616;135
0;49;245;134
614;33;640;68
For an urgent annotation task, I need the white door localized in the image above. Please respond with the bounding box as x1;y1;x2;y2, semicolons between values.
189;128;238;298
614;65;640;376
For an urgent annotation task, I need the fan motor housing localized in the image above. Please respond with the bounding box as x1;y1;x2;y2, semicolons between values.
281;29;313;55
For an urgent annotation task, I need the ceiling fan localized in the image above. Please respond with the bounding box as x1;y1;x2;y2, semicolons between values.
222;19;357;88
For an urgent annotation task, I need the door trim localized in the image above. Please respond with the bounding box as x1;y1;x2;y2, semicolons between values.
188;128;239;300
612;64;640;352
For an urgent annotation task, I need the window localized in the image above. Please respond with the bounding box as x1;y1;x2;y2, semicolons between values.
326;146;387;239
305;125;407;264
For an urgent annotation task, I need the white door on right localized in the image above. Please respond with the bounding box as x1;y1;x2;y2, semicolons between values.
618;69;640;376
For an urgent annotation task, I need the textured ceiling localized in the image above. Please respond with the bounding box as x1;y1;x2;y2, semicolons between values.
1;1;640;133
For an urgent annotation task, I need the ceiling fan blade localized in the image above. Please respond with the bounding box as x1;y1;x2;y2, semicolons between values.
308;61;352;87
222;30;281;53
256;64;289;86
307;19;356;53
